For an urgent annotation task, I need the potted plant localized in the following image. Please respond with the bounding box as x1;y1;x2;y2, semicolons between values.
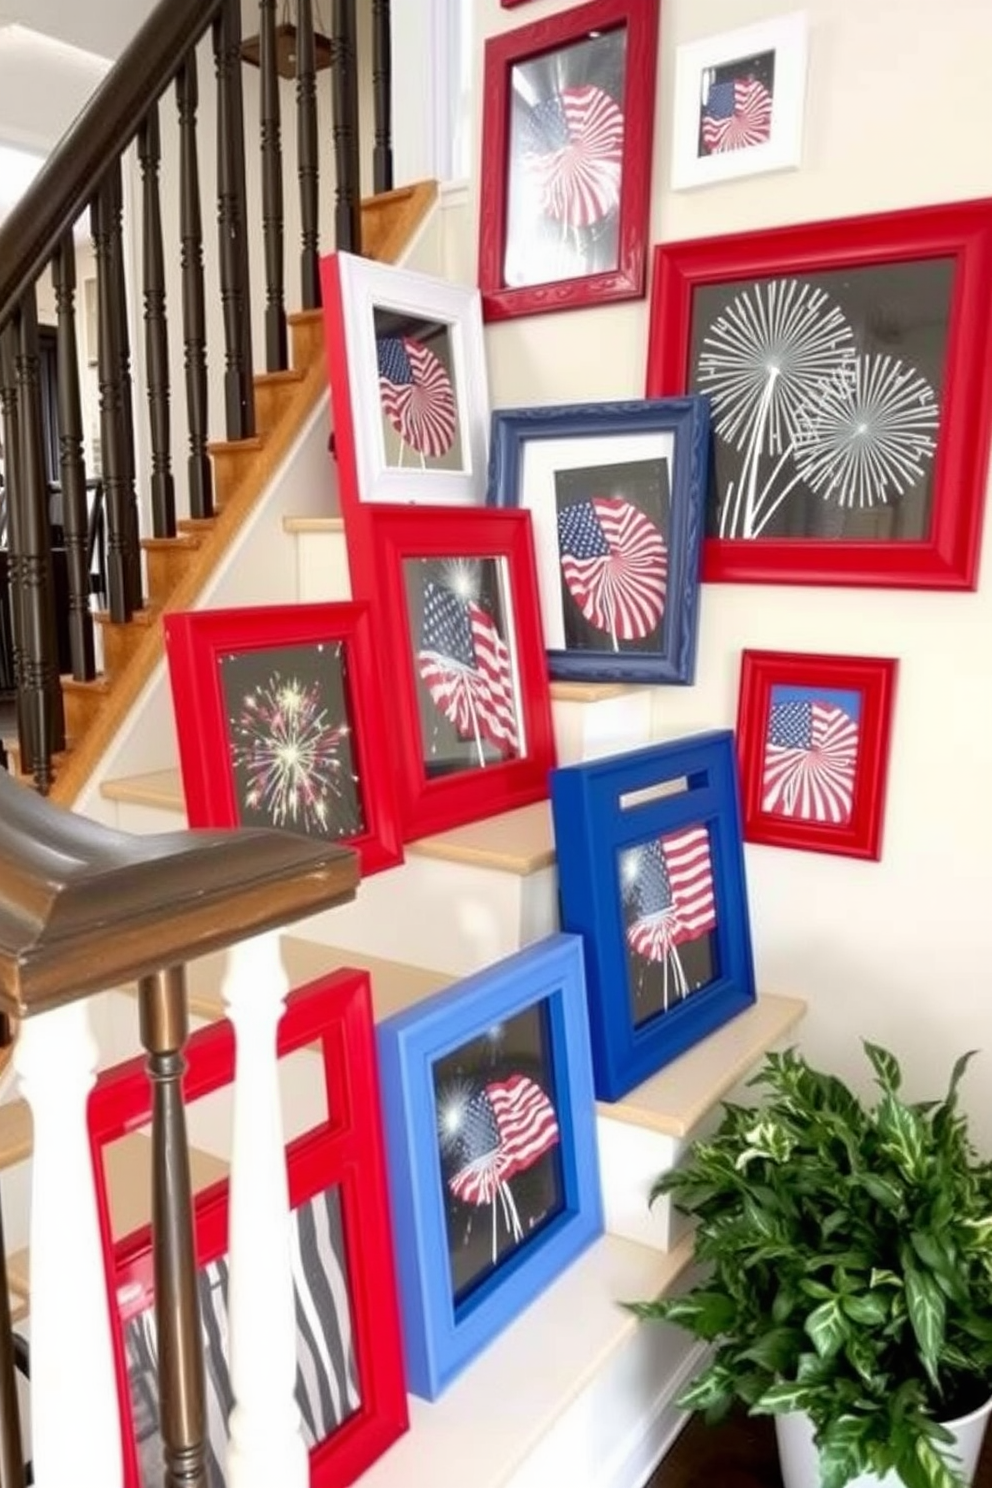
630;1043;992;1488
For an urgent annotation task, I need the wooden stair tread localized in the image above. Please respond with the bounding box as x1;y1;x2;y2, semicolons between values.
0;1099;32;1171
94;608;156;630
358;1229;694;1488
207;435;265;457
6;1132;229;1301
598;993;807;1138
286;308;322;328
549;681;643;703
408;801;555;875
255;368;305;388
141;533;202;552
101;767;183;810
177;518;218;535
60;675;110;698
282;515;345;534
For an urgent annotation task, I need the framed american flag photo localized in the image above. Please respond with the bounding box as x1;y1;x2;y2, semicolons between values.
320;252;490;545
487;398;710;683
478;0;660;322
670;14;808;192
376;934;602;1399
736;650;898;860
366;505;556;841
89;967;409;1487
551;731;756;1101
163;601;403;877
646;199;992;589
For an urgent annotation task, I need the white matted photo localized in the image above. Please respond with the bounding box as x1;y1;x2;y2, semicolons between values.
670;12;808;191
322;252;491;509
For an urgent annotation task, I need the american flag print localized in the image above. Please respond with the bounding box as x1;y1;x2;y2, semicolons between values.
700;74;773;155
442;1074;559;1265
417;573;519;765
622;827;717;1014
519;84;624;228
377;335;457;460
762;692;860;825
558;496;667;646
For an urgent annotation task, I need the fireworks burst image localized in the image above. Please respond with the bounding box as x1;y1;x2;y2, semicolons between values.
225;644;364;839
791;353;939;511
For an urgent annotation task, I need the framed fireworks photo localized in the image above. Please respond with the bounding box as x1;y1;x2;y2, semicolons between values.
376;934;602;1399
487;397;710;683
89;967;409;1487
645;198;992;588
551;731;756;1101
478;0;661;321
736;650;898;861
366;505;556;841
320;251;490;537
670;13;808;192
163;601;403;876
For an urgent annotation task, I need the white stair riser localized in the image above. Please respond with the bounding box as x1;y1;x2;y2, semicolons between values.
297;860;559;978
294;529;351;604
553;690;654;766
596;1119;690;1255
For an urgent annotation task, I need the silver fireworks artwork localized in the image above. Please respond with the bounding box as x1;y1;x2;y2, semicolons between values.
696;276;942;538
228;646;361;837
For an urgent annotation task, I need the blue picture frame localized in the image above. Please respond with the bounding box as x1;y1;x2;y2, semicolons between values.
551;731;756;1101
376;934;603;1400
486;398;710;683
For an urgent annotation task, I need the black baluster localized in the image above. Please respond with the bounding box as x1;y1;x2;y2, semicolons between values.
0;323;31;773
214;0;255;438
92;181;133;625
259;0;287;371
51;233;97;682
330;0;361;254
14;288;65;792
138;103;176;540
176;53;213;520
296;0;320;309
372;0;393;194
106;161;143;614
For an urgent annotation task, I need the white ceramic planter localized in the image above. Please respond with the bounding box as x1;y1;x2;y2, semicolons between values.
775;1395;992;1488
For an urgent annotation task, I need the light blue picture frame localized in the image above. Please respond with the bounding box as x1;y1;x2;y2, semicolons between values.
376;934;603;1400
552;730;757;1101
486;398;711;684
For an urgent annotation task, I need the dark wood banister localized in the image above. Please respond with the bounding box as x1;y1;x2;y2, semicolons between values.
0;0;224;329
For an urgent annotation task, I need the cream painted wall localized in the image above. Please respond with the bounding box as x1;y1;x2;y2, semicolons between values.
469;0;992;1147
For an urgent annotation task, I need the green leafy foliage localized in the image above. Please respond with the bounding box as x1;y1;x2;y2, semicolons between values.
631;1043;992;1488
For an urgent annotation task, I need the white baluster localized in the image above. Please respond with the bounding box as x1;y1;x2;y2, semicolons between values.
222;932;307;1488
14;1001;123;1488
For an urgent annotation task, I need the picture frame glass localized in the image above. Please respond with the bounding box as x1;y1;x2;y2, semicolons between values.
519;430;675;654
761;683;861;826
122;1184;360;1487
696;48;775;160
690;259;954;544
217;640;366;842
618;823;721;1027
431;999;564;1305
373;307;464;473
505;24;628;289
403;555;525;776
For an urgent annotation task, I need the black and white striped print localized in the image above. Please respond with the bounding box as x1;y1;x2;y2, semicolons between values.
124;1185;361;1485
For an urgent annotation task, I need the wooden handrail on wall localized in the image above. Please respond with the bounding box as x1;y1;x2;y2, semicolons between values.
0;767;359;1484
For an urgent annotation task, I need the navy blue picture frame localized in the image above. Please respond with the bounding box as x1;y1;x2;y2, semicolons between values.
486;398;710;683
375;934;603;1400
551;731;756;1101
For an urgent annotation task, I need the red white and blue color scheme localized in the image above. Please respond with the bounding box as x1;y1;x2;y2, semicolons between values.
700;74;772;155
520;84;624;228
417;570;519;764
624;827;716;963
762;685;860;825
558;495;667;644
377;335;457;461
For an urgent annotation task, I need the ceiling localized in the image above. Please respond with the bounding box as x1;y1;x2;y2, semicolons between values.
0;0;151;62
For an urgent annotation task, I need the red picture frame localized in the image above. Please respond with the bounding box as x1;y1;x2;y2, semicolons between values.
163;601;403;876
478;0;660;322
366;506;556;840
88;967;409;1487
646;199;992;589
736;650;898;861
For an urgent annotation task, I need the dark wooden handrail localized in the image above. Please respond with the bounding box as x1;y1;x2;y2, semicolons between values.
0;0;223;328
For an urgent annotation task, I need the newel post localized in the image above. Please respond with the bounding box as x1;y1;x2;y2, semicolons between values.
14;1002;124;1488
221;932;307;1488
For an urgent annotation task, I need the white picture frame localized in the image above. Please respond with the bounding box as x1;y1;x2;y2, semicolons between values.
670;12;808;191
323;252;490;510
